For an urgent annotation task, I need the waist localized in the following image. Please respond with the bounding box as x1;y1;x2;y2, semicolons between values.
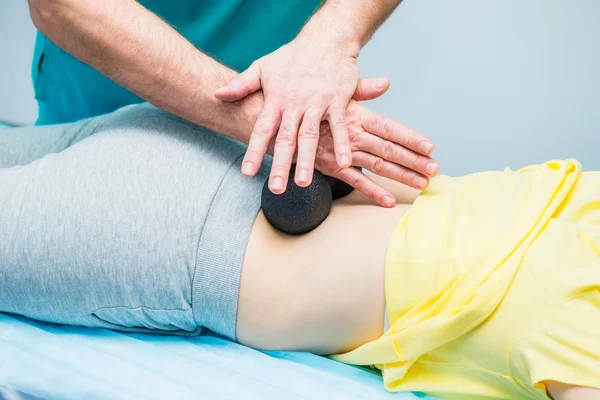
237;201;412;354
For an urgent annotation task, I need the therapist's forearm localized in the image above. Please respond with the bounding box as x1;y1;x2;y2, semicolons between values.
27;0;259;143
299;0;402;54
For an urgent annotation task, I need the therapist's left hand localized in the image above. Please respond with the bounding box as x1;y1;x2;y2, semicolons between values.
214;35;360;192
315;96;437;208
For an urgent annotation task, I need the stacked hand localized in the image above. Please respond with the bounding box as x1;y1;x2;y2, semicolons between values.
215;37;438;207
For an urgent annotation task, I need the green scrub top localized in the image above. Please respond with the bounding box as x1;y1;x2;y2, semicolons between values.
32;0;321;125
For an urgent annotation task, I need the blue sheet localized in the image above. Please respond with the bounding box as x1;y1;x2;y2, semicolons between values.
0;314;437;400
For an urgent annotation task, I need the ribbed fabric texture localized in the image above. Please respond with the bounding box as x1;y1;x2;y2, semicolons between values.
193;155;270;340
0;103;268;340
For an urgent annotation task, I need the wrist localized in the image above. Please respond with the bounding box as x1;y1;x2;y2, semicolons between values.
297;11;361;58
221;91;264;144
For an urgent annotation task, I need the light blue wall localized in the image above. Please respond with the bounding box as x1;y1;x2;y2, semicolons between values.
1;0;598;175
358;0;600;175
0;1;37;125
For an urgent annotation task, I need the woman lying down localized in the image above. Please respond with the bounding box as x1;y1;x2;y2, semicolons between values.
1;104;599;400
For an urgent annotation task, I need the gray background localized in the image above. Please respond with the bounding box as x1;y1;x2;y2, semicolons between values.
1;0;598;176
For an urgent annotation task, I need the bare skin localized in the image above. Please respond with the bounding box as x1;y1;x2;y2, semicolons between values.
546;382;600;400
237;175;418;354
236;176;600;399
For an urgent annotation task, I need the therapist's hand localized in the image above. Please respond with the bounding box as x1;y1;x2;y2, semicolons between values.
314;88;438;208
214;35;360;192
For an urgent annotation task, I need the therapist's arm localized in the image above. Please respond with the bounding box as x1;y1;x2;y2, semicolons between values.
27;0;255;143
215;0;422;193
302;0;403;48
28;0;432;205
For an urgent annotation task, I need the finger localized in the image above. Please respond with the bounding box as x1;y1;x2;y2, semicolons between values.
242;105;281;177
334;167;396;207
358;133;439;177
352;151;430;190
363;111;435;156
327;104;352;168
294;107;323;187
353;77;390;101
269;110;302;194
214;61;262;101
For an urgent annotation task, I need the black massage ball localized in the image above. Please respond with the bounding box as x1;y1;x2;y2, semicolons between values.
261;165;332;235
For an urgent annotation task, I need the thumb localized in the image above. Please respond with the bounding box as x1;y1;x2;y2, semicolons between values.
352;77;390;101
214;61;262;102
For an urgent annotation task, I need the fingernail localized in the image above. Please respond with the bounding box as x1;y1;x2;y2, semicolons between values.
420;141;434;154
297;169;309;183
242;161;254;175
416;176;428;189
339;155;351;167
271;177;284;191
375;78;388;90
383;195;395;207
426;162;438;176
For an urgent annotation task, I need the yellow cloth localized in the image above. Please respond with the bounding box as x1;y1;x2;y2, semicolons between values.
333;160;600;399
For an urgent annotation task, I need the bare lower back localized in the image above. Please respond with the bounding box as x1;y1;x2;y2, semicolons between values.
236;176;417;354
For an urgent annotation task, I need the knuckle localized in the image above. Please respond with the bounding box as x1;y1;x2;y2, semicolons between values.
253;122;273;137
380;120;392;140
399;167;412;183
306;107;323;120
323;91;336;102
286;108;302;121
405;127;416;146
371;187;383;200
275;128;296;146
271;163;289;174
331;118;347;129
262;102;279;113
413;155;424;170
368;185;378;199
275;136;295;147
382;141;396;160
349;130;362;148
329;103;344;113
349;151;362;165
288;91;303;103
354;84;364;97
413;175;425;187
270;163;292;176
296;157;315;168
400;127;418;149
299;126;319;139
372;157;386;174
